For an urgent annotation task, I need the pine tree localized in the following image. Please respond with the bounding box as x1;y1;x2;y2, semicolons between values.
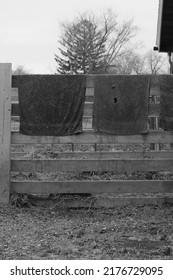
55;16;108;74
55;12;138;74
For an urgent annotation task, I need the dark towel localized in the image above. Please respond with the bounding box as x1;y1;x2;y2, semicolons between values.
93;75;150;135
14;75;86;136
159;75;173;131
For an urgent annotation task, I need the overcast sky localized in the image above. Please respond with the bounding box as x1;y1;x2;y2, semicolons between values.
0;0;160;73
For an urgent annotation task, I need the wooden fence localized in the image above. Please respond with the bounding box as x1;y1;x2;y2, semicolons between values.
0;63;173;204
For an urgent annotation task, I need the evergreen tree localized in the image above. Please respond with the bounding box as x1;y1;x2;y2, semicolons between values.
55;12;138;74
55;16;108;74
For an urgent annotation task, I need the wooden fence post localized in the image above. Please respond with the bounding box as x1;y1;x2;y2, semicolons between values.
0;63;12;204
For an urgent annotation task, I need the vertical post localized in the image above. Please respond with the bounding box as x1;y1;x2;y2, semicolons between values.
94;143;97;152
168;53;173;150
153;96;160;152
71;143;75;152
0;64;12;204
168;52;173;74
155;117;160;151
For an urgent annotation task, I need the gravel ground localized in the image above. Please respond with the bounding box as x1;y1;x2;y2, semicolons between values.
0;202;173;260
4;143;172;260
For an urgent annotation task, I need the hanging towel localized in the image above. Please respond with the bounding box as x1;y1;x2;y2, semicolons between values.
13;75;86;136
159;75;173;131
93;75;150;135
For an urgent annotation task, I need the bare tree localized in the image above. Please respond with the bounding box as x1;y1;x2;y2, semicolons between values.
108;48;168;75
108;49;145;74
55;11;138;74
144;50;167;74
104;19;138;72
131;53;146;74
12;65;30;75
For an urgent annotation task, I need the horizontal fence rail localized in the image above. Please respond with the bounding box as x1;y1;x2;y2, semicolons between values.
11;180;173;194
11;151;173;159
11;131;173;144
11;102;161;118
11;158;173;172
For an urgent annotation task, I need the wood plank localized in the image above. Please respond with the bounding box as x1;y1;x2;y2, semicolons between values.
82;117;92;129
12;86;161;98
86;75;94;87
148;104;160;116
154;116;160;151
11;103;19;116
11;127;93;133
0;64;12;204
12;77;163;98
150;76;161;96
85;87;94;96
9;103;94;118
11;152;28;158
11;158;173;172
150;88;160;96
11;151;173;159
11;88;18;102
84;102;93;116
11;116;20;121
11;125;19;132
11;131;173;145
84;96;94;102
11;118;93;131
12;87;18;97
11;101;93;117
12;121;162;132
11;102;159;117
11;87;95;101
15;195;173;208
11;180;173;194
11;116;159;131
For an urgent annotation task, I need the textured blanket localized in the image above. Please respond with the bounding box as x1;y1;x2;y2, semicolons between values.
93;75;150;135
159;75;173;131
13;75;86;136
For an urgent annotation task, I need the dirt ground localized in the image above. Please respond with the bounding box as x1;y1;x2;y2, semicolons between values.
0;199;173;260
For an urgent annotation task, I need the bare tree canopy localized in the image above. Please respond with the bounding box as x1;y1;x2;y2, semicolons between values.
109;49;168;75
144;50;167;74
12;65;30;75
108;49;145;74
55;11;138;74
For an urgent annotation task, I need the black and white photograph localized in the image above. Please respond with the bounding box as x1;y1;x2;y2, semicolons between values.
0;0;173;275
